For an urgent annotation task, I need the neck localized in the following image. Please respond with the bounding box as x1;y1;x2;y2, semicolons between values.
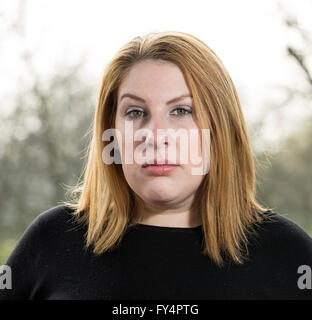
134;196;202;228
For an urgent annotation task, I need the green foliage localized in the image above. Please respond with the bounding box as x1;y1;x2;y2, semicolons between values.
0;239;18;265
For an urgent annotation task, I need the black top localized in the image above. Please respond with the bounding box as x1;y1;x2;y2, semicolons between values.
0;205;312;300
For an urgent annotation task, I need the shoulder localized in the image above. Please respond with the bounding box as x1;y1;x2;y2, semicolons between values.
1;205;84;299
11;204;85;252
257;210;312;243
35;204;76;225
31;204;86;243
252;210;312;260
9;204;86;261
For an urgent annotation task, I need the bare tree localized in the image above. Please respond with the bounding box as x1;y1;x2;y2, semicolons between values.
255;3;312;234
0;1;95;251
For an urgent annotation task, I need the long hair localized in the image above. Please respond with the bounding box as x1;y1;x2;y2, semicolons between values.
62;30;270;266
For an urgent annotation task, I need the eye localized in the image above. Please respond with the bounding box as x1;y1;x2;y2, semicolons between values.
171;106;192;117
125;108;145;119
124;106;192;120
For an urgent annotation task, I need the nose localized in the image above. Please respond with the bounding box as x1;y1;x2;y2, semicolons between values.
145;117;169;150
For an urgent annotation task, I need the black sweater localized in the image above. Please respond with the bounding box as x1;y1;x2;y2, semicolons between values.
0;205;312;300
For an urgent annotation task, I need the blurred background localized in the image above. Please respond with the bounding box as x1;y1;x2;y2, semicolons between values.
0;0;311;264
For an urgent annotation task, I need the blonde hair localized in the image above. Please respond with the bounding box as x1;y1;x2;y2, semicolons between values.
62;30;269;266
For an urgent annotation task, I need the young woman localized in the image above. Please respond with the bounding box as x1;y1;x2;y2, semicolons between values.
1;31;311;300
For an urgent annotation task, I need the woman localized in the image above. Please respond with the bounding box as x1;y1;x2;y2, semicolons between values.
1;31;311;300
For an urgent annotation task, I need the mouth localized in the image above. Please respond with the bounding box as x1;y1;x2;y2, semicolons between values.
142;164;180;175
142;160;179;168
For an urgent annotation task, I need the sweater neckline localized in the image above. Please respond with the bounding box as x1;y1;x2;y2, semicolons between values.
128;222;203;233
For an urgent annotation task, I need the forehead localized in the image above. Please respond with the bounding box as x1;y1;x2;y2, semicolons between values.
118;59;191;102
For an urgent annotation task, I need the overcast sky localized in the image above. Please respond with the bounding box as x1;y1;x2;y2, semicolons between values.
1;0;311;146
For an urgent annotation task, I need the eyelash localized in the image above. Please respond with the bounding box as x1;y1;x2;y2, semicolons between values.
125;106;192;119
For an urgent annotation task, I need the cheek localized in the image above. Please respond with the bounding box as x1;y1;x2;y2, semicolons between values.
121;163;139;188
114;127;131;164
114;119;123;151
188;128;203;166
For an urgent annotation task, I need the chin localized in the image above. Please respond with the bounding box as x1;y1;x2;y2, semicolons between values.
143;188;177;204
147;197;177;206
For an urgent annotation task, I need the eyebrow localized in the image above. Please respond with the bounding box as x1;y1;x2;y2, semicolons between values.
119;93;193;105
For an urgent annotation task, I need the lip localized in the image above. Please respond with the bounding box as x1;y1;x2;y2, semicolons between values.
142;159;178;167
142;164;179;175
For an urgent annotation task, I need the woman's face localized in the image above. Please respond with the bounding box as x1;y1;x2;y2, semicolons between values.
114;59;206;209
